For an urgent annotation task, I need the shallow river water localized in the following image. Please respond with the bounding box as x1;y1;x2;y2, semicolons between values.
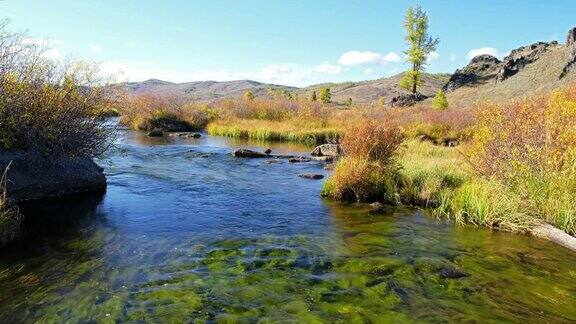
1;131;576;323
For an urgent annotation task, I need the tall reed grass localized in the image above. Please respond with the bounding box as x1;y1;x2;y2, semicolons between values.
0;164;20;246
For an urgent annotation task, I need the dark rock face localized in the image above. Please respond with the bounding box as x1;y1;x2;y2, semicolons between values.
232;149;269;158
388;93;427;107
560;37;576;79
567;27;576;46
444;55;501;91
1;151;106;202
497;41;558;82
311;144;342;157
298;173;324;180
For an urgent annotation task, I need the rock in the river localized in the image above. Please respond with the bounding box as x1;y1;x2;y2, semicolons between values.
288;156;311;163
263;159;281;164
232;149;269;158
324;163;335;170
311;144;342;157
170;132;202;138
298;173;324;180
264;148;272;155
438;267;469;279
368;202;386;214
147;129;164;137
0;150;106;202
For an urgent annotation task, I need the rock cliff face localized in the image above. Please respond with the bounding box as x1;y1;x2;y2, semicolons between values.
0;151;106;202
567;27;576;47
444;54;501;91
560;28;576;79
444;40;565;92
497;41;559;82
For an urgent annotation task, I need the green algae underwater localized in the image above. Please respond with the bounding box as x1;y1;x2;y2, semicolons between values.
0;132;575;323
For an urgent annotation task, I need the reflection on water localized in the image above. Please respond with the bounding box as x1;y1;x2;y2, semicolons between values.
0;131;575;322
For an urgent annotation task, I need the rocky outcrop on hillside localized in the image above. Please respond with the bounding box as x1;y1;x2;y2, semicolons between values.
388;93;427;107
444;55;501;91
567;27;576;46
560;28;576;79
445;40;563;92
1;151;106;202
497;41;559;82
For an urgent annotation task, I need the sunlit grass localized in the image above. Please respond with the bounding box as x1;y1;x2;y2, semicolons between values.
207;118;342;145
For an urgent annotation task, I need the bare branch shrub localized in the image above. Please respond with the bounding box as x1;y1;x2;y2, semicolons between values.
0;20;112;158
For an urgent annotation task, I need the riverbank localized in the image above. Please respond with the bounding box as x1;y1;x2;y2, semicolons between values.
2;131;575;322
320;86;576;240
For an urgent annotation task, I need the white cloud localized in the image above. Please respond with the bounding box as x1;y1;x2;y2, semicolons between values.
382;52;401;63
100;61;332;86
363;68;373;74
466;47;500;60
315;62;341;74
338;50;400;66
261;64;293;80
428;51;439;60
89;44;102;52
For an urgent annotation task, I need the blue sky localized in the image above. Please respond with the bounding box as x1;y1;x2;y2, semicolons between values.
2;0;574;86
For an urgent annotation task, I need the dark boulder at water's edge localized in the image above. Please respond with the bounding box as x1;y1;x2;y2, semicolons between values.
0;151;106;202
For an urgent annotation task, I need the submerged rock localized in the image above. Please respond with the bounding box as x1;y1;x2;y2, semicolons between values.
263;159;281;164
147;129;164;137
438;267;469;279
232;149;269;158
298;173;324;180
368;202;386;214
311;144;342;157
0;150;106;202
170;132;201;138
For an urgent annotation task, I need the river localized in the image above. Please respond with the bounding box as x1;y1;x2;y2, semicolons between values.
0;130;575;322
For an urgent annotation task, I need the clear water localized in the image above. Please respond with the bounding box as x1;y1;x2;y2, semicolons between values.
1;131;575;323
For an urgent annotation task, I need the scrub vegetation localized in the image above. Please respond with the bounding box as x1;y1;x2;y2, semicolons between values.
323;85;576;235
0;20;113;158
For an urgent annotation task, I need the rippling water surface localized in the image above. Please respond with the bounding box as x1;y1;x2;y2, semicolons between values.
1;130;575;322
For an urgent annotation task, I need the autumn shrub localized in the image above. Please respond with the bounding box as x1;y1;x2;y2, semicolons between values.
0;22;112;158
465;86;576;234
322;119;404;202
395;106;474;143
118;94;212;131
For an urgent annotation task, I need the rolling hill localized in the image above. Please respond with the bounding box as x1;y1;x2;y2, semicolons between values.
115;27;576;107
